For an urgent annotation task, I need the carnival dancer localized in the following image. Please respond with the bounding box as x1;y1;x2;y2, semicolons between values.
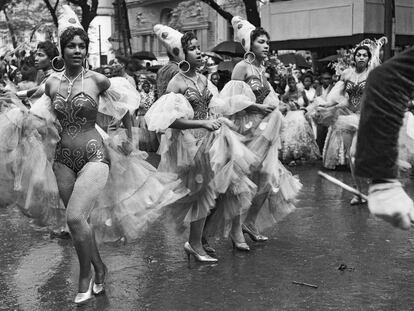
317;38;386;204
16;41;60;105
212;16;302;242
280;74;320;165
0;6;187;303
146;26;258;260
355;46;414;230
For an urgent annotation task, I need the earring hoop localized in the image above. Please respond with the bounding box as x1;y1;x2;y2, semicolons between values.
178;60;190;73
51;56;65;72
244;51;256;64
83;58;89;69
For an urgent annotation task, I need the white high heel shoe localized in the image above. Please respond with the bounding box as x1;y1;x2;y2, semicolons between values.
93;265;108;295
74;278;93;304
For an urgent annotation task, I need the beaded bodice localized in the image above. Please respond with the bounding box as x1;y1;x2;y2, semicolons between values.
54;92;98;137
345;80;366;113
53;73;108;173
245;75;270;105
183;86;212;121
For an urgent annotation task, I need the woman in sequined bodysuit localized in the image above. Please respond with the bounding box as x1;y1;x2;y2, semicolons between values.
46;26;132;302
146;30;258;261
214;16;301;243
320;46;372;204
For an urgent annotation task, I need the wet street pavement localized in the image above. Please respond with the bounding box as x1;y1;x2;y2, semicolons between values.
1;162;414;311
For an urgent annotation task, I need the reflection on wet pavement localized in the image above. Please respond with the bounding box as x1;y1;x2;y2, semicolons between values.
1;165;414;311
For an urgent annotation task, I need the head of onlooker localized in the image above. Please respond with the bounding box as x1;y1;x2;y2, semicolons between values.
287;75;297;92
301;73;314;90
210;72;220;87
320;72;332;89
141;80;151;94
102;66;112;78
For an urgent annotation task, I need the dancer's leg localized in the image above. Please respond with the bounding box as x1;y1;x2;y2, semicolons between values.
349;133;366;205
202;208;216;252
244;192;267;229
90;225;106;284
230;214;248;245
189;217;207;255
63;162;109;292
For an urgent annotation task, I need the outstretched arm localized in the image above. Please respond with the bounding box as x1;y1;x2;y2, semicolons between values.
355;47;414;230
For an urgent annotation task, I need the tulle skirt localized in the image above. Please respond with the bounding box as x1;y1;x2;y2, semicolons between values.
0;107;188;242
91;129;189;242
158;124;258;236
280;110;320;163
323;113;359;169
134;115;159;152
231;109;302;231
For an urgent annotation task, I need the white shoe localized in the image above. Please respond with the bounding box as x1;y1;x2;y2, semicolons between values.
74;278;93;304
368;181;414;230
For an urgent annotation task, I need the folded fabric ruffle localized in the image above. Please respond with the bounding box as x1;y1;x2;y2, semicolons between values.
209;80;256;116
99;77;141;119
0;105;64;227
280;110;320;162
145;93;194;132
90;128;189;242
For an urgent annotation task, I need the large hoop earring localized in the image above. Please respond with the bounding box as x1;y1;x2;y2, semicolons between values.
51;56;65;72
83;58;89;69
178;60;190;73
244;51;255;64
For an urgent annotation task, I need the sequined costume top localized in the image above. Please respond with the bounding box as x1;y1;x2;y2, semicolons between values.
245;75;270;105
53;72;109;173
345;80;366;113
182;76;212;140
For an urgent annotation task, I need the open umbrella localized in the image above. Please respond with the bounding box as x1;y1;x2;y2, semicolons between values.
278;53;311;68
211;41;245;58
318;54;340;62
132;51;157;60
217;58;242;72
202;51;223;62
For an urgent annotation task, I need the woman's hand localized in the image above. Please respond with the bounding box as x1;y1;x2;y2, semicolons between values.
118;140;133;156
203;119;222;131
248;104;274;115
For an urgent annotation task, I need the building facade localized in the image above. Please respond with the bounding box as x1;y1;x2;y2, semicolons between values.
113;0;245;64
262;0;414;55
88;0;116;68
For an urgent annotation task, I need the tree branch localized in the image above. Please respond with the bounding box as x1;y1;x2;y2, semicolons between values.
242;0;261;27
42;0;58;27
200;0;233;23
53;0;59;11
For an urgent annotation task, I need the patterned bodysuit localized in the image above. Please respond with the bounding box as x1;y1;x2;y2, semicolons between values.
345;80;366;113
182;77;212;141
245;75;270;105
53;74;109;173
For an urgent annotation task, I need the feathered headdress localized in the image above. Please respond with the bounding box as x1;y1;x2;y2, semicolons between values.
58;5;83;37
231;16;256;52
153;24;184;61
329;36;388;75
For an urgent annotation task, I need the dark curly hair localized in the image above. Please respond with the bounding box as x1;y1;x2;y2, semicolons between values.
37;41;59;60
60;27;89;56
301;73;314;84
353;45;372;62
181;31;197;55
250;27;270;51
